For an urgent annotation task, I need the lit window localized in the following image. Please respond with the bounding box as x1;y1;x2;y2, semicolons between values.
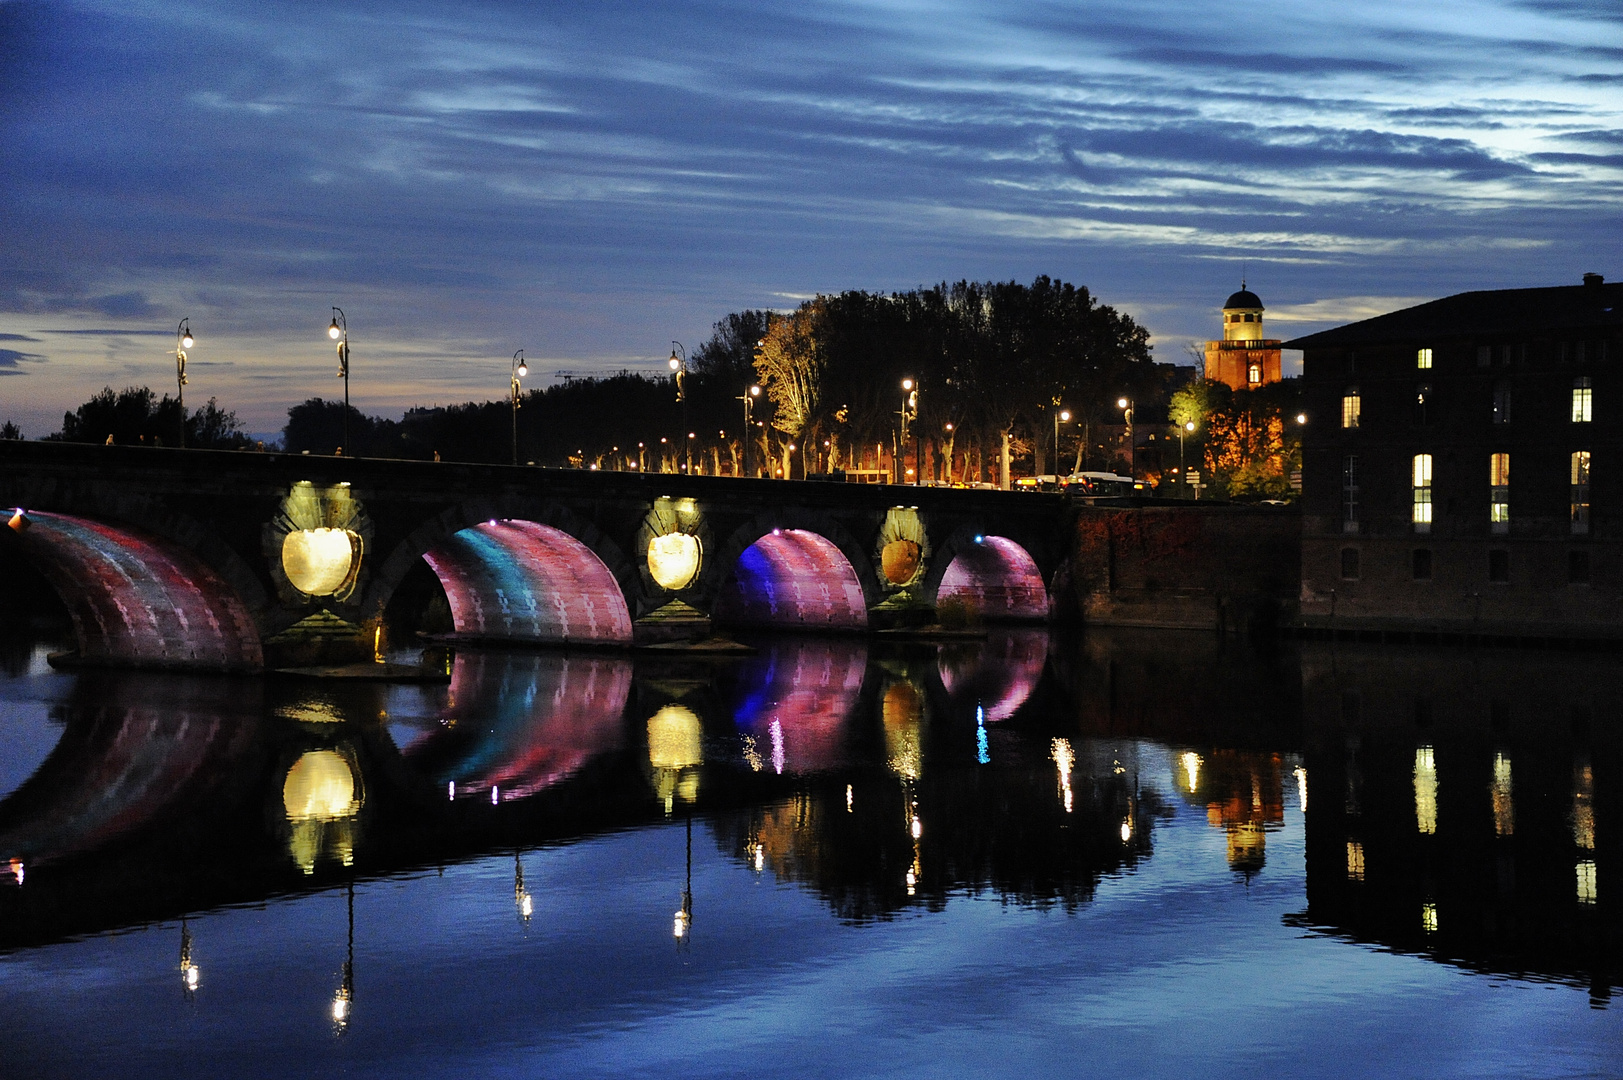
1492;382;1511;425
1342;455;1359;533
1247;363;1261;386
1571;451;1591;535
1573;377;1592;423
1341;389;1361;429
1412;454;1433;534
1414;746;1437;835
1346;840;1365;882
1490;453;1509;534
1417;347;1433;369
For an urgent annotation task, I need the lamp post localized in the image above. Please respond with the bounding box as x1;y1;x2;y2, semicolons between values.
1053;408;1070;479
668;342;689;472
1178;420;1195;498
174;319;193;448
1117;397;1134;478
899;378;918;485
741;384;761;477
327;308;350;457
510;350;528;466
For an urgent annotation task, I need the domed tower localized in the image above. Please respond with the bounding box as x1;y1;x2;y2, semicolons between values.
1204;282;1282;390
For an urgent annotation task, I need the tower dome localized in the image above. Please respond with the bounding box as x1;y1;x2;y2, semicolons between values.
1222;283;1265;342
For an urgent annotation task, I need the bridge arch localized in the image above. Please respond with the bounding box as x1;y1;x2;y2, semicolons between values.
702;512;879;630
925;529;1051;621
366;499;639;645
3;510;265;670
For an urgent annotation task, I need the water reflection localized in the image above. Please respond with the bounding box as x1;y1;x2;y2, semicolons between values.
1297;642;1619;999
731;638;867;775
405;651;630;804
283;747;363;874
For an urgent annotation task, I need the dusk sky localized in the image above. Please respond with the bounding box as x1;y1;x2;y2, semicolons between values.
1;0;1618;436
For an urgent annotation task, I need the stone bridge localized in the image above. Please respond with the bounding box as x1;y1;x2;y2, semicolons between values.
0;441;1070;672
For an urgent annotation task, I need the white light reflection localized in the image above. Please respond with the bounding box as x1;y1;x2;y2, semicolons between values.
1051;738;1075;813
846;784;853;812
770;719;784;775
911;815;923;840
1119;819;1132;843
976;704;989;765
1578;861;1598;904
1294;766;1308;813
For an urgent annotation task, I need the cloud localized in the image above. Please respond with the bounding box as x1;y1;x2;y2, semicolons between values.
1264;296;1438;323
0;347;45;374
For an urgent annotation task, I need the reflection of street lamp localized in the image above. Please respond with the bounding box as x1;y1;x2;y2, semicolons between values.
174;319;193;448
332;881;354;1033
673;812;693;944
510;350;528;466
514;852;533;924
179;917;200;998
327;308;350;457
1117;397;1134;477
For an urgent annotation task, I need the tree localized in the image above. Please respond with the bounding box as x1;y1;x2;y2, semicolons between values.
0;421;21;440
753;300;826;477
50;386;252;449
1199;380;1303;500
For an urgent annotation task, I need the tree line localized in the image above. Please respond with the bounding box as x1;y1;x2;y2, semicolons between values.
21;274;1303;498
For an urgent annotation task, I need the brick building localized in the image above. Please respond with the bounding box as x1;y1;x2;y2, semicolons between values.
1205;285;1283;390
1290;273;1623;638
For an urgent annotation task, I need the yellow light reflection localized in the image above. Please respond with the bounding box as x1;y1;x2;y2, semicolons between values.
1578;860;1598;905
1346;840;1365;881
1180;751;1201;793
282;750;362;874
1574;757;1595;849
647;532;702;591
648;705;703;813
1421;902;1439;933
1051;738;1075;813
1413;747;1438;835
1491;753;1514;837
882;682;923;781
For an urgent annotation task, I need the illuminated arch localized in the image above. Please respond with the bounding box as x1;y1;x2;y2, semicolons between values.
8;512;263;670
935;534;1049;621
938;629;1048;721
420;519;633;644
713;528;869;629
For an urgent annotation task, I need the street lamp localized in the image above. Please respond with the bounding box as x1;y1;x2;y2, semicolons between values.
1117;397;1134;478
328;308;350;457
510;350;528;466
741;384;761;477
669;342;690;472
174;319;193;448
1178;420;1195;498
899;378;918;485
1053;408;1071;479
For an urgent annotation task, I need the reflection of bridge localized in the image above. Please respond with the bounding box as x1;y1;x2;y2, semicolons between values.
0;442;1067;671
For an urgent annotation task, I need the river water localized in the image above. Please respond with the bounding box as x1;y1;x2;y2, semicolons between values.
0;628;1617;1078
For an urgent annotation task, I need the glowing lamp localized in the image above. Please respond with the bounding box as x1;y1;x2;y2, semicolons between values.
181;332;194;349
881;539;922;585
328;319;342;340
749;385;761;397
1296;413;1308;424
516;361;528;377
668;353;681;371
1185;421;1196;432
1117;397;1128;409
281;527;362;596
7;509;30;533
648;531;702;591
902;378;913;391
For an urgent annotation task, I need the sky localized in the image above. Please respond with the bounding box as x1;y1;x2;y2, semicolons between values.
0;0;1619;437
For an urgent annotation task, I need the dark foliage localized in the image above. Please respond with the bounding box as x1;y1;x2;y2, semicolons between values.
48;386;253;449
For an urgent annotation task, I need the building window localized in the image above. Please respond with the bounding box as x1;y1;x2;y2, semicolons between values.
1488;549;1510;583
1492;382;1511;425
1570;550;1591;585
1412;454;1433;534
1573;377;1593;423
1415;384;1431;426
1477;345;1492;367
1417;347;1433;370
1340;547;1360;580
1412;549;1433;580
1247;363;1261;386
1342;454;1359;533
1490;453;1510;534
1572;450;1591;534
1342;389;1361;429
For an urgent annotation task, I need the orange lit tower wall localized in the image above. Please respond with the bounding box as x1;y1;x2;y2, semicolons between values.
1205;287;1283;390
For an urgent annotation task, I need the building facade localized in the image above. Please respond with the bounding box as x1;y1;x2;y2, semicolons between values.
1205;286;1283;390
1290;274;1623;638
